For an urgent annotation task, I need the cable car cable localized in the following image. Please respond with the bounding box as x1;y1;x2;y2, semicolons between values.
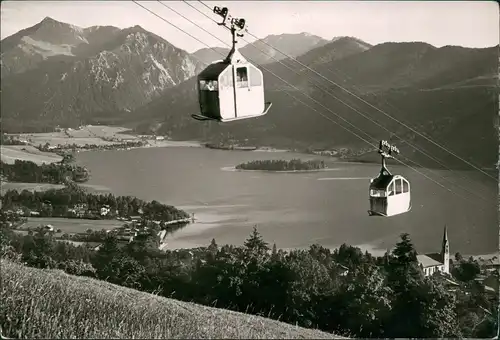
132;0;491;212
183;0;495;199
149;0;491;209
168;0;493;205
197;0;497;183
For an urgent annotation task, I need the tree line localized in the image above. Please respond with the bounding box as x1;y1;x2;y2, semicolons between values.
1;185;190;222
38;140;147;153
0;133;27;145
236;159;327;171
1;160;90;184
0;224;496;338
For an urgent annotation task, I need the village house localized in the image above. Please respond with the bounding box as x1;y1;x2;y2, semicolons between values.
337;263;349;276
100;205;111;216
44;224;54;232
475;274;499;295
74;203;88;210
417;226;450;277
473;255;499;295
67;203;88;217
475;256;500;273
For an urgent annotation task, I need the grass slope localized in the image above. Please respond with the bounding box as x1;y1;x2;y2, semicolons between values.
0;145;62;164
0;260;343;339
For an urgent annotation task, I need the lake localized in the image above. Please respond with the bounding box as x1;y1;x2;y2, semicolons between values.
76;146;498;256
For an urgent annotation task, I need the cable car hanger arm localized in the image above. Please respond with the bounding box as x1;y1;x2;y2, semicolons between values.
378;140;400;176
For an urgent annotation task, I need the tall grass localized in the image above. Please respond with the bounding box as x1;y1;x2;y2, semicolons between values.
0;260;342;339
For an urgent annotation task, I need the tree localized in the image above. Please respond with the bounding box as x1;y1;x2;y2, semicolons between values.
416;278;461;337
244;226;269;255
208;238;218;254
385;233;461;337
334;243;364;268
452;257;481;282
387;233;422;288
93;234;121;279
330;264;393;337
106;255;146;290
385;233;425;337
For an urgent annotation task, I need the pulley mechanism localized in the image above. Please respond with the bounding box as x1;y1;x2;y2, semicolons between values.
378;139;399;177
213;6;248;63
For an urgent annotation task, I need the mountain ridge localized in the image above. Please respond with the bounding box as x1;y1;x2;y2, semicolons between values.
1;17;498;170
129;42;498;169
0;17;206;128
191;32;334;65
1;17;338;129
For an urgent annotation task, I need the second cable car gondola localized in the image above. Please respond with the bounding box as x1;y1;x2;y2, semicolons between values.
368;140;412;217
191;6;272;123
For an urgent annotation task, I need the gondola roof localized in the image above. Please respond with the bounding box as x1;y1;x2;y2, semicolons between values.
198;62;229;80
370;174;395;190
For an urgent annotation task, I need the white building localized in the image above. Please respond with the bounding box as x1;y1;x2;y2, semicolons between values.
417;226;450;276
44;224;54;232
100;205;111;216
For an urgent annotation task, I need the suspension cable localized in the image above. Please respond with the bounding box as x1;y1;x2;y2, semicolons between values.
196;0;497;182
132;0;491;211
183;0;494;199
167;0;492;204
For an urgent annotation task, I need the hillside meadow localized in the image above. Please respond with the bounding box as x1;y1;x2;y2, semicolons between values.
0;145;62;164
0;259;342;339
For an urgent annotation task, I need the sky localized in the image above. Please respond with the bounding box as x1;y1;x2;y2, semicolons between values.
1;1;498;53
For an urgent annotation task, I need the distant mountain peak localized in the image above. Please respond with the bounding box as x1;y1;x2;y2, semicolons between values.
39;16;72;28
376;41;436;49
264;32;322;39
131;25;146;32
41;16;58;23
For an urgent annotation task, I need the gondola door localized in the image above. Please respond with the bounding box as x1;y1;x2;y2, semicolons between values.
233;65;252;119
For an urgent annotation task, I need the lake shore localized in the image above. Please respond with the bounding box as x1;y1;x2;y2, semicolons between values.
3;127;496;258
5;124;378;167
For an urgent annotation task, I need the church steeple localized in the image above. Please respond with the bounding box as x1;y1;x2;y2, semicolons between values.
441;225;450;274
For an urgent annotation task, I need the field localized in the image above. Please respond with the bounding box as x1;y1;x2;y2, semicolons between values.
66;125;137;140
8;125;137;148
7;125;201;149
0;181;111;195
0;260;343;339
0;182;65;194
18;217;123;233
0;145;62;164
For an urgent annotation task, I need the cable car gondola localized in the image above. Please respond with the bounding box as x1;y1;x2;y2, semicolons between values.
191;6;272;123
368;140;411;217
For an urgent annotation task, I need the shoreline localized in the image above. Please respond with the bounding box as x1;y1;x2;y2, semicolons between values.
4;128;496;259
4;124;380;167
157;238;497;260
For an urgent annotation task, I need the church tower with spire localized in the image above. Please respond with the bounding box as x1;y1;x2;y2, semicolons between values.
441;225;450;274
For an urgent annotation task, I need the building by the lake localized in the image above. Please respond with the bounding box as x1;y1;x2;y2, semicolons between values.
417;226;450;277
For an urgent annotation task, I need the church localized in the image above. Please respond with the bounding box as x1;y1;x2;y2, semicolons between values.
416;226;450;276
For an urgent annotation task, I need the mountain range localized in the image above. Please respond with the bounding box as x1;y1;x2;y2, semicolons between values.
1;17;498;169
